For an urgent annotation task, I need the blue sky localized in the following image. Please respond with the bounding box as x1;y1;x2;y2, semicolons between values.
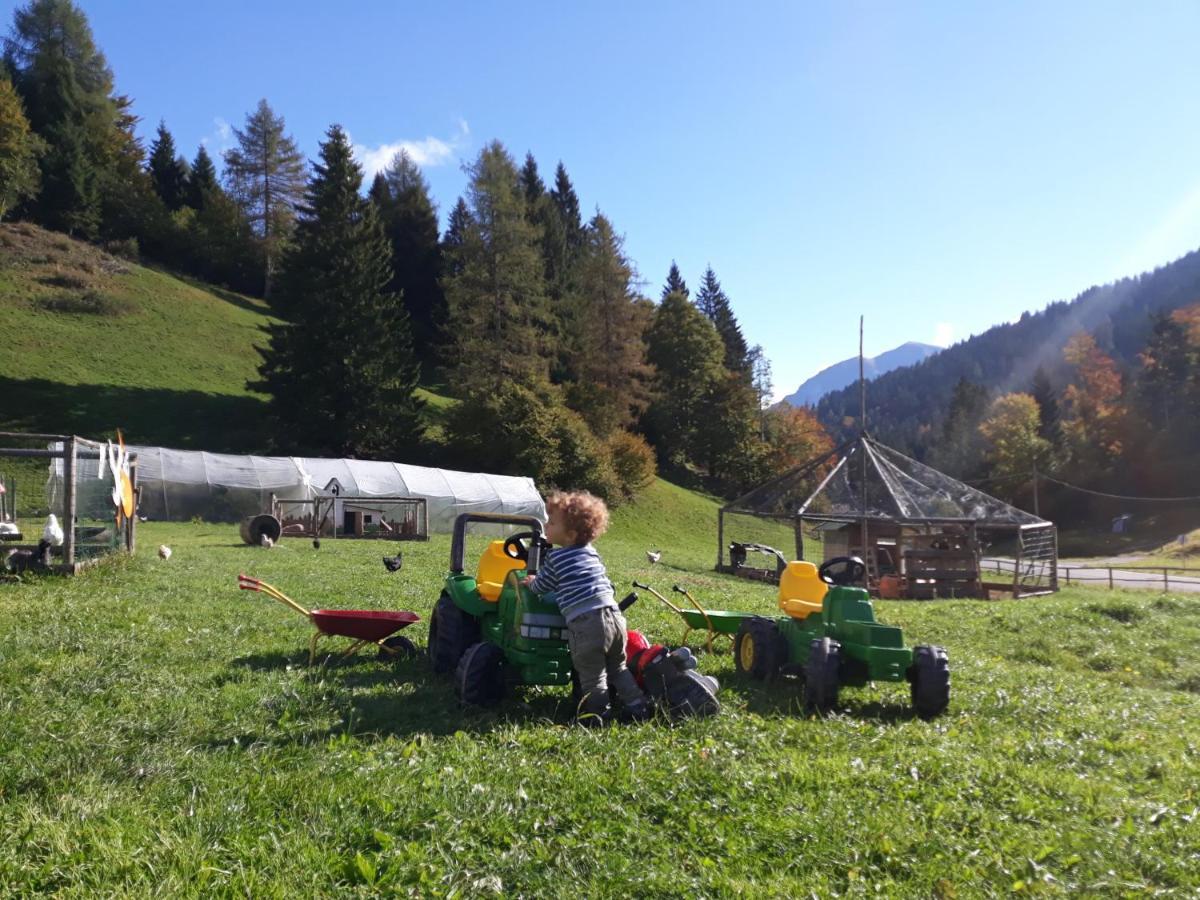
22;1;1200;398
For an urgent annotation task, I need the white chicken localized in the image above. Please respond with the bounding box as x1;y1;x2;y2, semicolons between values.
260;534;274;549
158;545;172;560
43;514;65;547
646;550;662;565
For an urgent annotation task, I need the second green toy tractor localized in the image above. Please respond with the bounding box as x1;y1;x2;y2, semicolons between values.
733;556;950;719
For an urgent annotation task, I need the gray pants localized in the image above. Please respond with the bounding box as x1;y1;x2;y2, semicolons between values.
567;607;644;715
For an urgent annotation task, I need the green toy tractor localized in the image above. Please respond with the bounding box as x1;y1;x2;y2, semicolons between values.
427;513;568;705
732;556;950;719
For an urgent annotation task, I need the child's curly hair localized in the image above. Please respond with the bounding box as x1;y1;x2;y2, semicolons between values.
545;490;609;545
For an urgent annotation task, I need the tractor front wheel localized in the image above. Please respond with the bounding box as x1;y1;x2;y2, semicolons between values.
804;637;841;712
909;645;950;720
455;642;506;707
734;617;785;680
429;592;480;674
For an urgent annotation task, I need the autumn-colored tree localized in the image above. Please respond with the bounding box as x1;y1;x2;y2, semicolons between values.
978;393;1051;487
764;404;834;473
1060;332;1125;477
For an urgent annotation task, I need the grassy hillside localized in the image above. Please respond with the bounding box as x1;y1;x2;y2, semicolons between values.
0;222;275;451
1;482;1198;894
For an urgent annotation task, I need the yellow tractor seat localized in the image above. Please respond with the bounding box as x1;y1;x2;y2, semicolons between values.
778;560;827;620
476;540;525;602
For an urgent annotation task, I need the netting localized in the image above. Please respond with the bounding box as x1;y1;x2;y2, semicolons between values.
718;510;825;572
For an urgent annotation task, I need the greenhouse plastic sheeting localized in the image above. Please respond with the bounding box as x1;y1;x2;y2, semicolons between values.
53;443;546;530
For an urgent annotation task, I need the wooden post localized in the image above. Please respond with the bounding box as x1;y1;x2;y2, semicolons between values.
127;462;139;555
1163;568;1169;592
795;516;804;562
63;436;77;569
1108;567;1113;590
716;508;725;571
1065;568;1071;585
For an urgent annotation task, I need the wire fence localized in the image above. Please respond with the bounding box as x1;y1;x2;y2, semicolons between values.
982;557;1200;592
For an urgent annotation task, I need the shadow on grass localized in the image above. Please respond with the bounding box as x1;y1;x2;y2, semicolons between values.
0;376;267;451
731;672;919;724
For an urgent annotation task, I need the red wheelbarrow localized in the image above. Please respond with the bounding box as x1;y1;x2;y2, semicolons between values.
237;574;420;664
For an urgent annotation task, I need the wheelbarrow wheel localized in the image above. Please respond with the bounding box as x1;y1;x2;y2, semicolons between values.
456;642;506;707
908;644;950;720
429;592;480;674
734;616;784;681
804;637;841;712
378;635;417;661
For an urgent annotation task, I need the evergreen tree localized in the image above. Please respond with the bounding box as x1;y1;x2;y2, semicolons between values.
643;290;726;468
928;377;990;478
1138;312;1191;433
550;161;583;252
442;141;553;393
186;144;219;209
0;75;43;218
441;196;472;279
5;0;112;236
368;149;446;368
223;98;306;297
519;151;544;209
254;124;423;457
566;212;653;435
694;265;749;372
661;261;688;300
147;120;187;210
1029;366;1060;446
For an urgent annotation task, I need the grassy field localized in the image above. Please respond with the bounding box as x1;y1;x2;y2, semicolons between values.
2;481;1198;896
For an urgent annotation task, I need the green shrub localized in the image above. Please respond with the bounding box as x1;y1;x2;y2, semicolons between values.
103;237;139;261
607;430;656;502
42;290;134;317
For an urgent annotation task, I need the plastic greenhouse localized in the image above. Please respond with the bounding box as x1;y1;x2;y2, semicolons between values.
102;445;546;533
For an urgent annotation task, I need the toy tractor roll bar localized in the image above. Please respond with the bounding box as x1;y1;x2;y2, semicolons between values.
449;513;546;576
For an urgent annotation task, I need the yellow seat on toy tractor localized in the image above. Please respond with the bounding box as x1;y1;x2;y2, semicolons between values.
476;540;525;602
778;561;827;620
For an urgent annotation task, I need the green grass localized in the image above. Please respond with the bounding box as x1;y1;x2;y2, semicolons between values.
2;479;1199;895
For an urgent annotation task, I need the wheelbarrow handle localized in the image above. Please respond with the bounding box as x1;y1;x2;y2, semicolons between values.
672;584;686;594
618;591;639;611
631;579;649;590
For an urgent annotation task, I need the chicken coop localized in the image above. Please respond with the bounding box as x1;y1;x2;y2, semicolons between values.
1;432;137;574
718;433;1057;599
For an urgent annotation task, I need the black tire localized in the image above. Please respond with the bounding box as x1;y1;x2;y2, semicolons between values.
804;637;841;712
429;592;480;674
455;642;506;707
377;635;417;661
734;617;785;681
909;645;950;720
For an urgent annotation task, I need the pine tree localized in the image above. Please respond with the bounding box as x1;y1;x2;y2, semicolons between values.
441;196;472;279
186;144;219;209
254;124;423;457
929;377;990;478
550;161;583;253
368;149;446;367
5;0;113;236
643;291;726;468
0;75;44;219
147;120;187;210
566;212;653;435
1029;366;1060;446
694;265;749;372
519;151;544;209
442;141;553;393
223;99;306;297
661;261;688;300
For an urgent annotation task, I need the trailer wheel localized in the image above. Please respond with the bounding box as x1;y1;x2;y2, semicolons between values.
734;617;784;680
804;637;841;712
455;642;506;707
377;635;417;660
909;645;950;720
429;592;479;674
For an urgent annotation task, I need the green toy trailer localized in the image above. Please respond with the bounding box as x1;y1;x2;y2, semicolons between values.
732;557;950;719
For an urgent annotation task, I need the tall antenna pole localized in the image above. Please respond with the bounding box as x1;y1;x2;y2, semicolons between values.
859;315;866;433
859;315;869;587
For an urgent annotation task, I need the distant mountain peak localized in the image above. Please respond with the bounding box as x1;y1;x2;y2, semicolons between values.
781;341;941;407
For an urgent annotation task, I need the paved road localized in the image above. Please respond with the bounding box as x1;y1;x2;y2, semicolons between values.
981;558;1200;593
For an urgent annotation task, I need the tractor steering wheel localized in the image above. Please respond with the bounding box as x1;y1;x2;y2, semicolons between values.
503;531;539;561
818;556;866;586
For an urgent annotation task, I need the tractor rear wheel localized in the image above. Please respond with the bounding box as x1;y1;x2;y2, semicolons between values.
429;592;480;674
455;642;506;707
804;637;841;712
734;617;785;680
909;645;950;720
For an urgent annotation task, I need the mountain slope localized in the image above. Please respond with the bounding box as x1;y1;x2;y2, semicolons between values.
816;245;1200;454
781;341;941;407
0;221;275;450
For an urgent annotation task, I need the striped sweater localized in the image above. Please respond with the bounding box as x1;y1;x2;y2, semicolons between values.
526;544;616;622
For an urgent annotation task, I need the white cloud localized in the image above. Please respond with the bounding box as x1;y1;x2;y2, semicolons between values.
353;120;470;176
200;116;233;152
933;322;955;347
